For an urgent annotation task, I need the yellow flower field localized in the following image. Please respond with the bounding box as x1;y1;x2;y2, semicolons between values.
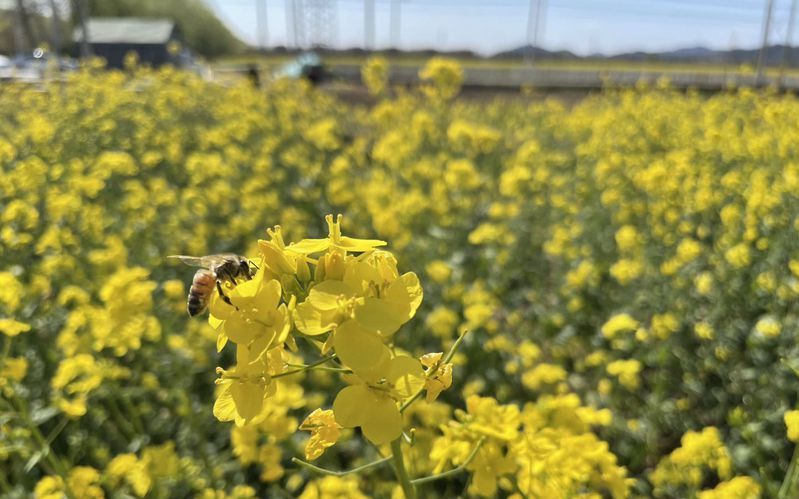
1;57;798;497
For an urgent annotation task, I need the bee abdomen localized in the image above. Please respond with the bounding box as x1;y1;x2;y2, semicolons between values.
187;270;216;317
187;293;207;316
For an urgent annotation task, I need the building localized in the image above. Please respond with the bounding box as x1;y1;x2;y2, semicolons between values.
73;18;183;69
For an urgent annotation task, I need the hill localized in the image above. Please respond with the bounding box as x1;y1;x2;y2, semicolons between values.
495;43;799;67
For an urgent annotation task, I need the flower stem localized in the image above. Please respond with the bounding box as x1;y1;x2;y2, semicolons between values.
273;354;339;379
779;440;799;499
9;395;74;499
291;455;391;477
390;438;416;499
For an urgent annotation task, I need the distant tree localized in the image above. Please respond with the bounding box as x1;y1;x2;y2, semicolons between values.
82;0;244;58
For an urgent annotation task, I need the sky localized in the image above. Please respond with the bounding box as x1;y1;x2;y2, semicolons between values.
206;0;799;56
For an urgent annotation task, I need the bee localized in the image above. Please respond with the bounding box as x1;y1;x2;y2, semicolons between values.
168;254;255;317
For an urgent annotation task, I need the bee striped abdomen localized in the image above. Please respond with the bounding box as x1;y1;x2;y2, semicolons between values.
187;269;216;316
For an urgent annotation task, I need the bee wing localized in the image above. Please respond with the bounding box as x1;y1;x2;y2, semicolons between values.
168;255;217;268
170;254;239;268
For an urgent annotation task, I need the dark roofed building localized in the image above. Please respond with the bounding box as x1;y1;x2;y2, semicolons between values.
73;18;183;69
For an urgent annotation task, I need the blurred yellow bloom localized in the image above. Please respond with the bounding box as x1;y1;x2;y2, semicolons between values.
299;476;369;499
106;453;151;497
601;313;639;339
698;476;761;499
0;318;31;337
785;410;799;442
67;466;104;499
34;476;65;499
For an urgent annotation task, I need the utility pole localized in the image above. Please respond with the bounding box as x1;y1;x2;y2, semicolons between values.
390;0;400;48
756;0;775;85
15;0;37;54
75;0;92;57
255;0;268;49
12;1;25;56
780;0;798;87
364;0;375;50
48;0;63;60
525;0;546;65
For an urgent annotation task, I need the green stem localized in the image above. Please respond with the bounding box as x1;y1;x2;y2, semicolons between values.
45;417;69;445
0;467;10;493
1;336;11;361
273;354;342;379
779;440;799;499
410;437;485;486
115;387;146;435
291;456;391;477
442;329;470;364
391;438;416;499
9;396;74;499
105;395;137;441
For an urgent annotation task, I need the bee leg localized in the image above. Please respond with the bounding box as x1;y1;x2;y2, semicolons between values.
216;281;237;309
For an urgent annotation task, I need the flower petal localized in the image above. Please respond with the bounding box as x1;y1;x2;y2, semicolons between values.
231;382;265;422
307;280;356;311
354;297;405;337
253;278;282;314
288;238;331;255
337;236;387;252
293;300;335;336
360;396;402;445
332;385;370;428
333;320;389;373
213;383;236;422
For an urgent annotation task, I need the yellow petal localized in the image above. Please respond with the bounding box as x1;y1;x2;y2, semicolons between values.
307;280;356;311
213;383;236;422
333;320;389;373
420;352;443;369
332;385;370;428
343;260;381;293
293;301;335;336
223;314;262;344
337;236;387;252
384;273;423;320
253;279;282;314
209;314;224;331
387;356;425;398
210;292;235;321
361;396;402;445
288;238;331;255
231;382;265;422
231;278;260;304
216;332;228;352
354;298;405;337
258;239;298;274
274;305;291;345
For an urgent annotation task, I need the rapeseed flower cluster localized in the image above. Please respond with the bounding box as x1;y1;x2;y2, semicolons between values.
2;57;798;496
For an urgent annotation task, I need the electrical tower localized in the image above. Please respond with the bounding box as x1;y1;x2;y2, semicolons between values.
295;0;337;49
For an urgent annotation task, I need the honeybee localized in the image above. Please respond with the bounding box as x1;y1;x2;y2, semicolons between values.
169;254;255;317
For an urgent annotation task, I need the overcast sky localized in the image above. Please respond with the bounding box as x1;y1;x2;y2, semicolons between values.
207;0;797;56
